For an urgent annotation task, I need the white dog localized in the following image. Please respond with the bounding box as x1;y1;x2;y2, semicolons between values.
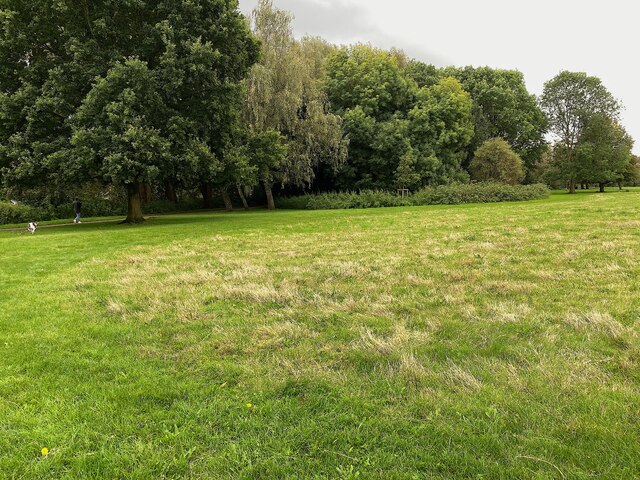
27;222;38;234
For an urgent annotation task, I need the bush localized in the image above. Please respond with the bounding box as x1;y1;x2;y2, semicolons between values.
277;183;550;210
0;202;43;225
409;183;549;205
275;195;315;210
0;198;205;225
470;138;525;185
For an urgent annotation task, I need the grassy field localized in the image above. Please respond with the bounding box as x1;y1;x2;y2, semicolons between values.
2;191;640;479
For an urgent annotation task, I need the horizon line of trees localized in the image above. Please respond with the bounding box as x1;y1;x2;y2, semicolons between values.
0;0;637;222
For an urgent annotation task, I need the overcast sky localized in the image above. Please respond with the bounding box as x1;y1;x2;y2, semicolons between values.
239;0;638;153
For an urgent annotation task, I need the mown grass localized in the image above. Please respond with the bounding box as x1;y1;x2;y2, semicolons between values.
1;191;640;479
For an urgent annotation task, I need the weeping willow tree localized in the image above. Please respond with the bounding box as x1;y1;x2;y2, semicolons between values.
245;0;347;209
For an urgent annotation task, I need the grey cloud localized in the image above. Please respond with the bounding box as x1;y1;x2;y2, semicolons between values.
239;0;449;65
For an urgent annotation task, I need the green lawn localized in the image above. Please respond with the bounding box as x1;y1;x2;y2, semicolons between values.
2;191;640;479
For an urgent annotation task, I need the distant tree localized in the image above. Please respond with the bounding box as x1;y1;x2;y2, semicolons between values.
575;114;634;192
246;130;288;210
405;61;441;88
620;155;640;187
326;48;474;189
325;44;415;121
245;0;346;207
442;67;547;179
394;148;422;191
470;138;525;185
325;45;416;189
408;77;475;184
540;71;620;193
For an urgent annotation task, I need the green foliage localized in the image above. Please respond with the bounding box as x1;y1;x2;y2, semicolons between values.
541;71;620;149
278;183;549;210
540;72;623;191
0;1;634;210
247;130;289;187
470;138;525;185
408;77;474;184
218;144;258;192
326;48;474;190
245;1;346;191
394;148;422;190
622;155;640;186
325;45;415;190
0;202;39;225
575;114;634;187
325;44;414;120
304;190;403;210
405;60;441;88
0;0;258;213
442;66;548;177
71;60;173;187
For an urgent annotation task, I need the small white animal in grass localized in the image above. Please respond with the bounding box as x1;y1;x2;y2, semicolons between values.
27;222;38;234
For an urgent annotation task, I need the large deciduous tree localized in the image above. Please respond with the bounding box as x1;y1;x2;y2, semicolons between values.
574;114;634;192
540;71;620;193
324;45;415;189
325;46;474;189
408;77;474;184
441;66;547;179
0;0;258;222
71;60;173;223
245;0;346;208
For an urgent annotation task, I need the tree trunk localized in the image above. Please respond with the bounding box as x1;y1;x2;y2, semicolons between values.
125;183;145;224
200;183;214;209
264;182;275;210
221;188;233;211
568;178;576;194
237;185;250;211
165;181;178;203
599;182;606;193
618;181;623;191
139;183;152;203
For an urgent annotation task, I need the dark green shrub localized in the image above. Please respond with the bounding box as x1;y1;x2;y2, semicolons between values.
276;195;314;210
277;183;550;210
0;198;206;225
0;202;43;225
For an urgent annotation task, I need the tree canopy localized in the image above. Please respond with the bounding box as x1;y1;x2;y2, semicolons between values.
0;0;258;222
575;114;634;191
0;2;636;217
324;47;473;190
540;71;622;193
441;66;548;179
244;0;347;208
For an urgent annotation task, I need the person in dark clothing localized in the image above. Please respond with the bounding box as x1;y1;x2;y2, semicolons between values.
73;198;82;224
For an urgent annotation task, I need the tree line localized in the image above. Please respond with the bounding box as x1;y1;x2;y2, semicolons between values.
0;0;637;222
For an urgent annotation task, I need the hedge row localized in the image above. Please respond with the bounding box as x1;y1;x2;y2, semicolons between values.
277;183;550;210
0;199;203;225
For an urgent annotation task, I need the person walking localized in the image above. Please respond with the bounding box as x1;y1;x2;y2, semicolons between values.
73;197;82;224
